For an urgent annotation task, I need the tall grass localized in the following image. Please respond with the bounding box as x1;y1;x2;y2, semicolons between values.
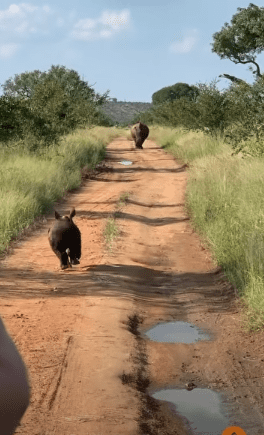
150;127;229;163
0;126;121;253
153;126;264;330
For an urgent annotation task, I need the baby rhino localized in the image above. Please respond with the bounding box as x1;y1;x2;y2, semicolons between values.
48;208;81;270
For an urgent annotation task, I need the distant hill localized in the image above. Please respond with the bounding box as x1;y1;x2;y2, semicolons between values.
101;99;153;125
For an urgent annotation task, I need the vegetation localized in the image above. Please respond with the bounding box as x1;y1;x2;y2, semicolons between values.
103;218;120;251
2;65;108;103
152;83;199;105
0;65;111;150
103;192;130;250
101;100;152;125
212;3;264;80
150;127;227;162
0;127;119;254
152;126;264;331
133;72;264;156
223;77;264;155
132;80;230;136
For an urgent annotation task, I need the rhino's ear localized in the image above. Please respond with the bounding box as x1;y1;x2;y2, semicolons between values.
55;211;61;219
70;208;76;219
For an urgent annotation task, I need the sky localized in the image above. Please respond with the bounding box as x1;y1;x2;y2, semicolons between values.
0;0;263;103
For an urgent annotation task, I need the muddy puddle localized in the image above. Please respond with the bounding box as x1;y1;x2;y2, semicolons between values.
143;321;211;343
151;387;229;435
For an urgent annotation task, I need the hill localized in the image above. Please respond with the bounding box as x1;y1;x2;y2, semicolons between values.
101;99;153;125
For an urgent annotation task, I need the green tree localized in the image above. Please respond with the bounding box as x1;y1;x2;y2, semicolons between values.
224;77;264;154
0;96;28;142
28;77;106;143
0;66;111;150
0;94;55;147
193;82;230;134
212;3;264;79
2;70;43;98
2;65;109;105
152;83;199;105
30;78;71;137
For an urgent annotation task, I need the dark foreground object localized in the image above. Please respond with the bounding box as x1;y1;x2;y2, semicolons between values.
48;208;81;269
130;122;149;149
0;316;30;435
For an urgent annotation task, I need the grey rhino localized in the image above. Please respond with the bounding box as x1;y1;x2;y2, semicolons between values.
48;207;81;270
130;121;149;149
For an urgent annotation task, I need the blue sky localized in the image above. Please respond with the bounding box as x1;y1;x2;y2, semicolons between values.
0;0;263;102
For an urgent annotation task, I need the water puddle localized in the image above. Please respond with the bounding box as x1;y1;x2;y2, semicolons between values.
118;160;133;165
152;388;229;435
143;321;211;343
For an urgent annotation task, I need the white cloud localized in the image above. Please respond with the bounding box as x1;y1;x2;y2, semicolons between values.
0;3;65;57
0;3;56;35
9;4;20;14
0;5;130;60
0;43;19;58
0;4;38;33
169;31;198;54
71;9;130;41
100;10;130;30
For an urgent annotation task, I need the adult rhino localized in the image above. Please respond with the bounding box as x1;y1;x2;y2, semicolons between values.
130;121;149;149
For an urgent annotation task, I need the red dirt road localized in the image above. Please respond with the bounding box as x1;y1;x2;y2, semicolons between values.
1;137;264;434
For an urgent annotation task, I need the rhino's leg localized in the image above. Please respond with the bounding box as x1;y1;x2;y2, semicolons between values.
69;230;81;264
60;251;70;269
135;136;143;148
65;249;72;268
71;258;80;265
52;246;69;269
50;246;63;264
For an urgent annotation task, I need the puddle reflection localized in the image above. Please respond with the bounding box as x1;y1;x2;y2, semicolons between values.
152;388;229;434
144;321;210;343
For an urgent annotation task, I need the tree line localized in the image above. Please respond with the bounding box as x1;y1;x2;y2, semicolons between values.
0;65;112;151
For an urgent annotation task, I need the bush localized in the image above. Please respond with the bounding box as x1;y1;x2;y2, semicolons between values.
224;78;264;155
131;80;230;136
152;83;199;105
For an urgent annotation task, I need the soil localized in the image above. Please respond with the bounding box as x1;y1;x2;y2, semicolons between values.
1;136;264;434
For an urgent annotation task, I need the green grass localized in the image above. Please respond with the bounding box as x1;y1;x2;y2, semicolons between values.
153;126;264;331
150;127;229;163
186;155;264;330
103;217;120;251
117;192;130;208
103;192;130;250
0;126;123;254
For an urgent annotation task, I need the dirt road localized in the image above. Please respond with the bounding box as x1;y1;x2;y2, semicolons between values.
1;137;264;434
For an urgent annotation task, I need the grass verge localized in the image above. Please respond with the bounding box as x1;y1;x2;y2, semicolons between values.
0;126;123;256
153;126;264;331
